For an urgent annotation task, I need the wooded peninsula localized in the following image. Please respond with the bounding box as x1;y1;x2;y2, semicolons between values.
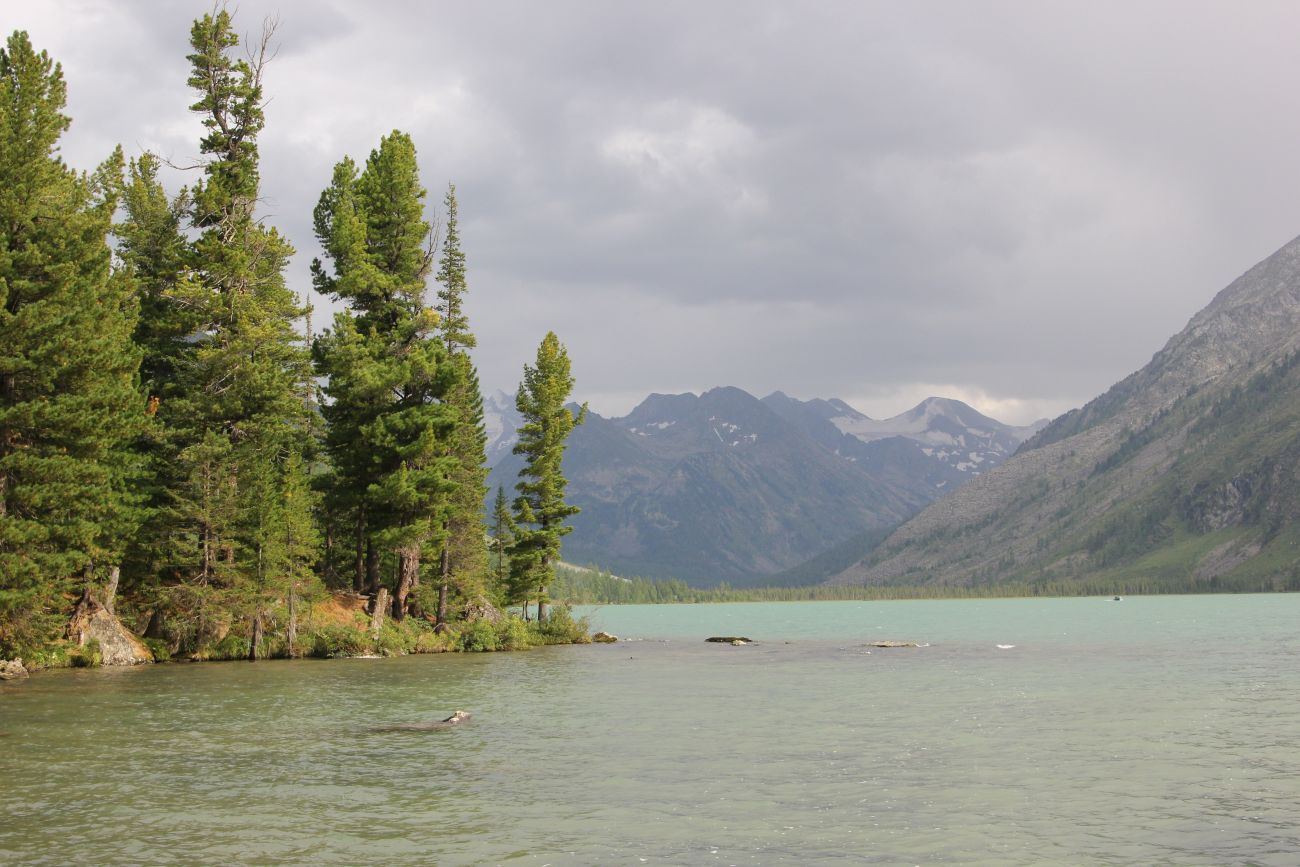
0;11;591;670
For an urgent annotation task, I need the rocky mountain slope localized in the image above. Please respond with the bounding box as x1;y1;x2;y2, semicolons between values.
829;234;1300;592
486;386;1038;585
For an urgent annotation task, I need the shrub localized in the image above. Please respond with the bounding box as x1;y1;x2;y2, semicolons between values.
206;634;250;661
69;638;102;668
310;625;372;658
376;622;416;656
496;616;533;651
142;638;171;662
458;619;499;652
529;606;591;645
414;630;452;653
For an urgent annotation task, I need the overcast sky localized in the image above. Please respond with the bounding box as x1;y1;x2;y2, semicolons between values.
14;1;1300;424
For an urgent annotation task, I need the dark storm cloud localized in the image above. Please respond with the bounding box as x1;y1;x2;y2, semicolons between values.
14;1;1300;423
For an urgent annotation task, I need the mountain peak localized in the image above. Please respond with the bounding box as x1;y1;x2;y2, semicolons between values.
826;398;868;419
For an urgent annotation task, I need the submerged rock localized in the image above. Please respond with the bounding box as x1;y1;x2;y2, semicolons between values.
706;636;752;643
592;632;618;643
730;639;747;646
868;640;919;648
0;659;28;680
372;710;472;733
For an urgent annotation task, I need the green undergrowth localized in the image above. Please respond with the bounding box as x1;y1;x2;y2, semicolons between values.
176;605;590;662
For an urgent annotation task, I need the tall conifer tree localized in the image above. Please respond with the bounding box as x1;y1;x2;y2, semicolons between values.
490;484;515;605
115;153;196;600
432;185;489;627
154;11;318;654
510;332;585;621
313;132;455;621
0;32;142;655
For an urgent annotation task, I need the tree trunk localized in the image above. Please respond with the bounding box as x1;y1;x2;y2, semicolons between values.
322;521;337;586
0;372;14;518
287;584;297;658
353;510;366;593
521;599;529;621
537;552;550;622
201;521;215;582
392;548;419;622
436;545;451;630
365;539;380;596
370;587;390;639
104;566;120;614
69;585;94;646
248;613;263;661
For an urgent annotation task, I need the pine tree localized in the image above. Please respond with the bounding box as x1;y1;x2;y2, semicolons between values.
313;131;456;622
155;11;318;655
117;153;195;397
0;32;142;656
115;152;197;600
245;448;319;658
435;184;473;354
509;332;586;621
490;484;515;605
432;184;489;627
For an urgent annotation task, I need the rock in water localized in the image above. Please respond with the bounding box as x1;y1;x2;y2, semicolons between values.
0;659;28;680
371;710;472;733
868;640;919;648
592;632;618;643
730;639;747;646
705;636;752;643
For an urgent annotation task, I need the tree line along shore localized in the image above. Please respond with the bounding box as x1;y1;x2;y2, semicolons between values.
0;12;591;671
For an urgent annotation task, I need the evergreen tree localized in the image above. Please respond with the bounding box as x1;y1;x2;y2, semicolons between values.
435;184;473;354
245;448;319;658
0;32;142;655
490;484;515;604
432;184;488;627
509;332;586;621
313;131;456;621
117;153;195;397
154;11;318;655
115;152;196;599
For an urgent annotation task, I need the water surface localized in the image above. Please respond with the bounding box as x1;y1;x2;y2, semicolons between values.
3;595;1298;864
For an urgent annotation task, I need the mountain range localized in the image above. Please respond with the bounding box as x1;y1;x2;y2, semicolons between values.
485;387;1043;584
827;233;1300;593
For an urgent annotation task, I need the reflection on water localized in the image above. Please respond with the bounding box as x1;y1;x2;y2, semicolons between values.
3;595;1300;864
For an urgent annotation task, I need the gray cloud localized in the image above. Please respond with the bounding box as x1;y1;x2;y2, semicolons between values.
13;0;1300;423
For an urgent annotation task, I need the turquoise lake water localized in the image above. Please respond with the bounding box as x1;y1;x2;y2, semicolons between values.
3;594;1299;864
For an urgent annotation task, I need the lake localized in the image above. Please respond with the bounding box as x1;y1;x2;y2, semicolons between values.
3;595;1299;864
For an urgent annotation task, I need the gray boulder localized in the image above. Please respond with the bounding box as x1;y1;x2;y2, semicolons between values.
0;659;28;680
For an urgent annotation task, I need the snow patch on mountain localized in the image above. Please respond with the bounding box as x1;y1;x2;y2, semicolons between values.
826;395;1043;479
483;389;523;465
